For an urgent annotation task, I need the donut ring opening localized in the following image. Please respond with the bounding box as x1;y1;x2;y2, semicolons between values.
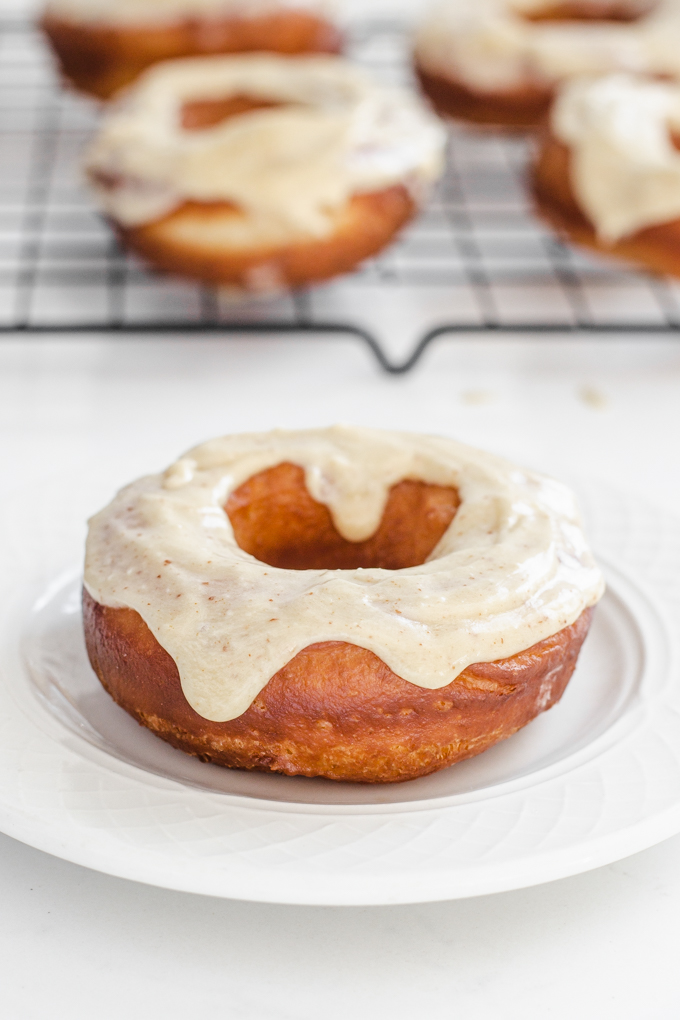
181;94;288;130
224;462;461;570
83;461;596;782
531;131;680;278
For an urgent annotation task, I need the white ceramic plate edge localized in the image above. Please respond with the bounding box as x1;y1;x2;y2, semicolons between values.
1;479;680;904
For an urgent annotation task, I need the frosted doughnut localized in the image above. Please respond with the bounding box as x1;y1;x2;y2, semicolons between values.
414;0;680;128
532;73;680;276
83;426;604;783
41;0;342;100
84;54;446;292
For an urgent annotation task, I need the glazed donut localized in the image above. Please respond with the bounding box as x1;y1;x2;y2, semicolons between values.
84;55;445;292
83;426;604;783
532;74;680;276
41;0;342;100
414;0;680;128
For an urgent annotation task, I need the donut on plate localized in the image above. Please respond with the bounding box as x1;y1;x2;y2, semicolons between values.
41;0;342;100
531;73;680;276
84;54;446;292
83;426;604;783
413;0;680;128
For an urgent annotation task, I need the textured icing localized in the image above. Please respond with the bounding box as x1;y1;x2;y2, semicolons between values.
84;54;446;234
84;426;605;722
552;73;680;241
414;0;680;95
45;0;328;27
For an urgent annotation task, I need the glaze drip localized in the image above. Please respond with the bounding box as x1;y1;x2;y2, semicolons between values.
84;427;604;722
84;54;445;236
552;73;680;240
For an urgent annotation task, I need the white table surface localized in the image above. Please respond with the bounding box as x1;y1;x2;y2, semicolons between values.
1;332;680;1018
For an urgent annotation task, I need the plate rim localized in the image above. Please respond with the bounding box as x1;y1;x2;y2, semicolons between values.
0;480;679;904
13;556;664;816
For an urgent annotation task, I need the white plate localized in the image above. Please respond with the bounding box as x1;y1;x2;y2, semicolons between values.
1;479;680;905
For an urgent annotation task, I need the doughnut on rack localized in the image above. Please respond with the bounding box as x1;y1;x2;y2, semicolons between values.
2;17;680;374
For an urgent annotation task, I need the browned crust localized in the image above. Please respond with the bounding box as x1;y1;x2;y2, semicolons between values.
521;0;655;19
82;461;594;783
415;65;553;129
114;186;417;291
530;131;680;279
41;11;343;100
84;591;593;783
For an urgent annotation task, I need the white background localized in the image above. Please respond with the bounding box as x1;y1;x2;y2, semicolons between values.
1;334;680;1018
3;0;680;1012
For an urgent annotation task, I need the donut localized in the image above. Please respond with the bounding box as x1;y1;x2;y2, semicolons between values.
83;426;604;784
41;0;342;100
413;0;680;128
84;55;445;292
531;73;680;277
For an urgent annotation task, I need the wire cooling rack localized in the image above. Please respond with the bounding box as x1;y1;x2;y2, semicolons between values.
2;17;680;373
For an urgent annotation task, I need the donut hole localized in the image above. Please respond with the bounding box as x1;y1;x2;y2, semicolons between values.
224;462;460;570
181;94;289;130
670;128;680;152
519;0;657;21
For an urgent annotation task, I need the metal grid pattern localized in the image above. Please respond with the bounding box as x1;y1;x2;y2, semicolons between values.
2;17;680;372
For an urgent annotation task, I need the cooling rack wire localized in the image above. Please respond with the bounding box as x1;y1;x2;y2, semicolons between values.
2;17;680;373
